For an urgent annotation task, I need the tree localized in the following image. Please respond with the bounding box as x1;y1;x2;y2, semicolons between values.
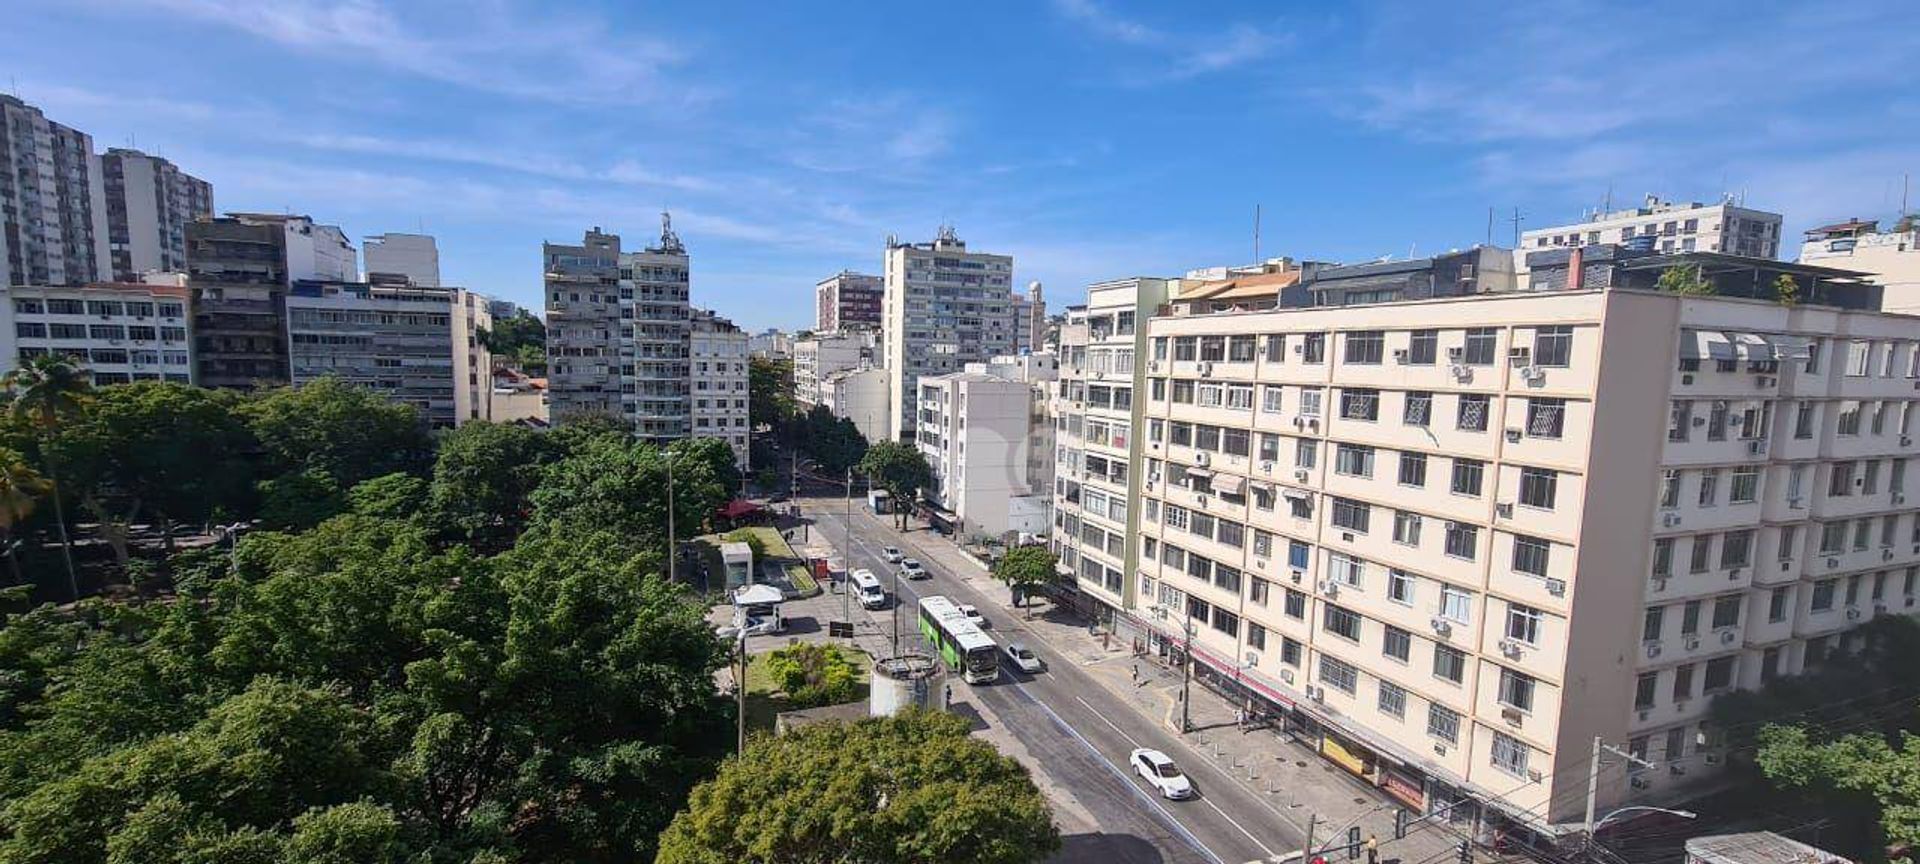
1775;272;1802;306
244;378;432;489
427;422;554;551
345;473;427;521
763;643;861;708
255;468;345;532
479;312;545;358
0;449;49;585
673;436;742;500
748;356;795;431
1656;264;1715;296
993;545;1058;615
799;405;867;476
1755;724;1920;857
529;437;728;566
3;354;92;600
657;709;1059;864
860;441;932;531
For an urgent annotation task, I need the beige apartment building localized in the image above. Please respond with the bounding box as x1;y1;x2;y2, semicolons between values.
1123;282;1920;838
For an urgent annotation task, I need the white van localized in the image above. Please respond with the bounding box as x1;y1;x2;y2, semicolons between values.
851;568;887;610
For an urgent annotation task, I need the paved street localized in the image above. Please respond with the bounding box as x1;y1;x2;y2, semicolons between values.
799;494;1311;864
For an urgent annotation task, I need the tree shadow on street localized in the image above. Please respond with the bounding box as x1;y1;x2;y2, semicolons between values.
1049;832;1168;863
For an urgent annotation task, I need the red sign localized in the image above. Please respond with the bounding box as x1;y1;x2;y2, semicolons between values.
1381;766;1425;810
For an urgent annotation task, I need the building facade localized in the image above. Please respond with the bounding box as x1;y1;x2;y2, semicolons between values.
691;308;751;471
1;281;193;383
96;148;213;282
814;270;883;333
1798;218;1920;314
0;95;107;287
1124;281;1920;836
914;358;1055;538
882;226;1016;440
285;280;457;426
450;286;493;425
363;232;440;287
817;366;890;445
543;219;693;443
794;331;875;407
1519;197;1783;289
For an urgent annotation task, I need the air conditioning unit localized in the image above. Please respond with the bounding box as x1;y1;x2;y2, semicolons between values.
1847;607;1863;620
1827;558;1840;569
1756;375;1776;388
1197;361;1214;377
1685;636;1701;650
1280;668;1294;683
1147;361;1161;373
1260;460;1275;473
1789;496;1805;509
1902;435;1914;447
1308;417;1320;430
1645;642;1662;658
1244;651;1261;667
1545;578;1567;596
1637;709;1651;722
1448;363;1470;379
1886;549;1897;561
1719;630;1737;645
1292;415;1305;429
1653;577;1669;592
1505;427;1523;443
1681;374;1695;385
1727;567;1743;580
1496;502;1514;519
1874;602;1889;614
1193;452;1210;467
1746;439;1768;456
1703;754;1721;766
1292;343;1304;355
1501;706;1524;725
1662;513;1683;528
1520;366;1544;382
1430;617;1453;636
1433;743;1449;756
1290;569;1305;584
1393;349;1410;364
1318;580;1339;597
1293;468;1309;481
1895;493;1907;505
1306;684;1325;701
1498;639;1522;658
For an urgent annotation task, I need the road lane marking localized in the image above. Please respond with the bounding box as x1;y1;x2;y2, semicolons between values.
1078;696;1142;748
1203;798;1276;858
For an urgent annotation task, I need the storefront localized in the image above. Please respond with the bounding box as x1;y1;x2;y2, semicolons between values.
1319;730;1375;780
1380;764;1427;811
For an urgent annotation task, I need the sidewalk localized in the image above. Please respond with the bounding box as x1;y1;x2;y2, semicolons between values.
839;508;1497;864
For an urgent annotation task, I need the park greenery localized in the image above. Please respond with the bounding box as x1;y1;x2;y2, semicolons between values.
763;642;863;709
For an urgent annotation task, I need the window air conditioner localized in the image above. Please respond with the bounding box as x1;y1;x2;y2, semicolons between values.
1545;578;1566;596
1429;617;1452;636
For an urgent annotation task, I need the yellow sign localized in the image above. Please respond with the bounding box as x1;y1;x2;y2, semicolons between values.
1320;734;1370;777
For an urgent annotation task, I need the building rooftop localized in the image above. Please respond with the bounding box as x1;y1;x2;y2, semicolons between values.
1804;218;1880;238
1684;831;1852;864
1175;269;1302;301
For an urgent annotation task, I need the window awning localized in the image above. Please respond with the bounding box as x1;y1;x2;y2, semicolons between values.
1726;332;1774;361
1679;329;1736;361
1185;468;1214;483
1281;488;1313;502
1770;335;1813;360
1213;475;1248;496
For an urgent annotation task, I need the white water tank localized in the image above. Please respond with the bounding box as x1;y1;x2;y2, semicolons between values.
870;653;941;717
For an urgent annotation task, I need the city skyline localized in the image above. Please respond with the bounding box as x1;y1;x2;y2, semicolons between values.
6;1;1915;330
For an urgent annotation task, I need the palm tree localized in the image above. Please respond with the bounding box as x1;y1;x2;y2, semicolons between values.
3;354;92;600
0;449;48;586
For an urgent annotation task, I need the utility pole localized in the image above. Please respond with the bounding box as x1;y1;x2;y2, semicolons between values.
1180;600;1196;734
1584;735;1655;840
1301;814;1317;864
843;467;853;636
736;631;748;753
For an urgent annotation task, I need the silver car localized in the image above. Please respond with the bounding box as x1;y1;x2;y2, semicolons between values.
1003;642;1043;673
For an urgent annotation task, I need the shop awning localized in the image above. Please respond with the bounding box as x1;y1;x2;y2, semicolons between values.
1727;332;1775;361
1212;475;1248;496
1679;329;1736;361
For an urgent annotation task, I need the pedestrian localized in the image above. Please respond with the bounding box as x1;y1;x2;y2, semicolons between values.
1131;663;1140;685
943;684;953;710
1365;834;1378;864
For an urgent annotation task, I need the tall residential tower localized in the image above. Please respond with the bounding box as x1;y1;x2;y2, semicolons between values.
881;226;1015;440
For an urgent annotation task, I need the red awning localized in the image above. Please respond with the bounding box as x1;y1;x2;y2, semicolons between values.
718;499;765;519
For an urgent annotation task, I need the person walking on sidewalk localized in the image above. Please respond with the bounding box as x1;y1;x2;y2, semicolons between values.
1131;663;1140;685
943;684;953;710
1364;834;1378;864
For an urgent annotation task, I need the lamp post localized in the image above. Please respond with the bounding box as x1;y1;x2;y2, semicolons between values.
1153;601;1197;734
1583;736;1660;838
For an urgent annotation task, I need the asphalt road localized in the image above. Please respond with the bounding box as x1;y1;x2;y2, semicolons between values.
806;497;1308;864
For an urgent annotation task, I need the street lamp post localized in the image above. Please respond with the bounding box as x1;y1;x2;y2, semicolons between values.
842;467;853;638
1583;736;1660;838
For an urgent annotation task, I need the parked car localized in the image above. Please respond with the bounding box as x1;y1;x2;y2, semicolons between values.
959;604;988;629
1003;642;1043;673
882;546;904;563
901;558;926;579
1130;748;1193;800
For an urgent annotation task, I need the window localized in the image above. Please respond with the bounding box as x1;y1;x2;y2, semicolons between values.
1289;541;1310;570
1250;576;1270;605
1378;681;1407;718
1199;337;1226;362
1721;530;1753;569
1490;733;1529;777
1437;588;1472;625
1672;664;1694;701
1399;452;1427;487
1703;656;1735;692
1258;433;1280;462
1263;334;1285;362
1335;443;1376;478
1388;570;1413;604
1247;622;1266;651
14;322;46;339
1669;400;1693;442
1526;398;1565;439
1404;391;1433;426
1450;459;1485;496
1327;553;1363;587
1211;608;1240;637
1444;523;1478;560
1512;536;1550;577
1730;468;1759;504
1427;704;1460;744
1711;595;1742;628
1499;668;1536;712
1383;626;1411;661
1768;586;1789;623
1393;511;1422;547
1689;536;1713;574
1778;525;1800;562
1652;538;1674;578
1331;497;1371;533
1340;388;1380;421
1457;395;1490;431
1302;333;1325;364
1847;340;1873;376
1284;588;1306;620
1261;385;1284;413
1299;389;1323;417
1228;335;1257;362
1819;521;1846;554
1698;469;1720;507
1319;655;1358;694
1462;328;1498;365
1795;402;1816;439
1296;439;1318;469
1507;604;1543;644
1635;672;1658;709
1533;326;1573;367
1519;467;1558;509
1345;331;1385;364
1707;400;1730;441
1408;330;1438;364
1839;401;1862;436
1433;645;1466;683
1681;600;1702;635
1324;604;1362;641
1643;605;1665;642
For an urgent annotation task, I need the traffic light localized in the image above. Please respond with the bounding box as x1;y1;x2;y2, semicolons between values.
1393;809;1407;840
1455;841;1472;864
1347;826;1362;860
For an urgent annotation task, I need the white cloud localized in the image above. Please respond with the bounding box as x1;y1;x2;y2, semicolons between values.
1049;0;1286;80
1051;0;1162;46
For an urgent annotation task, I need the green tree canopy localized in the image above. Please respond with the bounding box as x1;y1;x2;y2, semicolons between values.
344;472;427;521
244;378;432;488
656;709;1058;864
748;357;795;430
427;421;555;551
1656;264;1715;296
529;437;727;564
1774;272;1802;306
763;642;861;708
992;545;1059;611
479;312;545;357
859;441;932;531
799;405;867;476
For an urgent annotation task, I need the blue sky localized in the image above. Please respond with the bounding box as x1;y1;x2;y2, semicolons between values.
8;0;1917;330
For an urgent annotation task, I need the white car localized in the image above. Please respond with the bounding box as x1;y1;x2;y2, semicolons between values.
901;559;927;579
959;604;988;629
882;546;904;563
1003;642;1042;673
1131;748;1193;800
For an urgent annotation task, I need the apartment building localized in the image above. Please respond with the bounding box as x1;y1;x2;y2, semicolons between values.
285;280;457;426
1;95;107;286
363;232;440;287
1125;272;1916;838
1518;198;1783;290
691;308;751;471
96;148;214;282
1051;278;1174;622
914;355;1056;538
817;366;890;446
814;270;882;332
1799;218;1920;314
882;226;1016;439
0;281;192;383
749;328;792;359
543;218;692;442
186;213;355;389
450;286;493;424
794;331;876;407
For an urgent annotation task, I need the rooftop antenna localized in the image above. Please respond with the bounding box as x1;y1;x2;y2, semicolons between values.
1252;204;1261;265
1485;207;1494;247
1509;206;1524;248
1603;184;1612;216
1903;172;1910;217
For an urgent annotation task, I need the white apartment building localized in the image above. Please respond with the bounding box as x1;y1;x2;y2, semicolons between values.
450;287;493;425
691;308;751;472
1;95;107;287
1518;197;1783;289
543;218;692;442
96;148;213;283
794;331;875;407
1799;218;1920;314
0;281;193;383
1051;278;1174;619
748;328;792;359
1124;282;1920;839
363;232;441;287
817;366;891;447
914;357;1055;538
285;281;457;426
882;227;1016;440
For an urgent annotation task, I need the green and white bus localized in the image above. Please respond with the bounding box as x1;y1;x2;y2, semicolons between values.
917;595;999;684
